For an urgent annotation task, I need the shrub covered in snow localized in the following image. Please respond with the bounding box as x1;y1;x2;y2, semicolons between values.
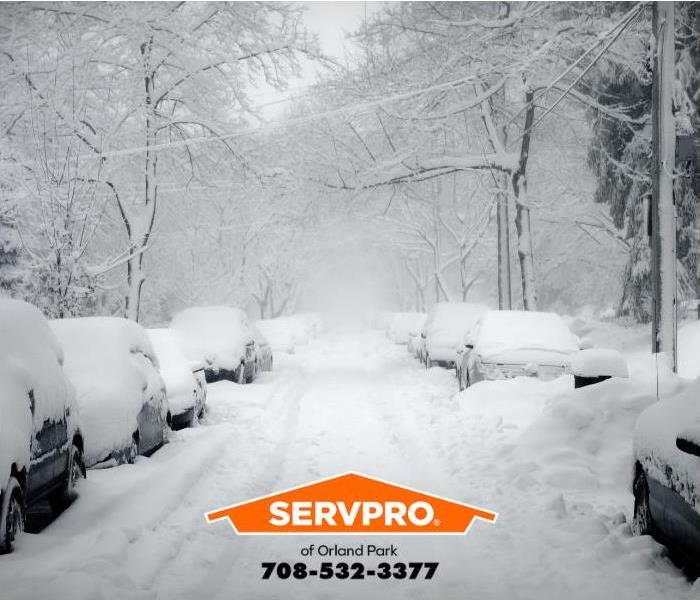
171;306;254;376
0;299;77;487
50;317;168;467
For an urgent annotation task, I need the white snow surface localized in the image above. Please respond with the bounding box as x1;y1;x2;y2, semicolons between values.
171;306;253;371
387;311;426;344
0;329;697;599
424;302;488;360
256;316;309;352
474;310;580;362
0;299;75;486
633;379;700;513
571;348;629;378
50;317;166;467
147;329;197;415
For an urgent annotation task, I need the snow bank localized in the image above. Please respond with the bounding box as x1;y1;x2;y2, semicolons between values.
571;348;629;378
634;378;700;514
475;310;580;360
50;317;166;467
147;329;198;415
388;312;426;344
171;306;253;371
0;299;75;485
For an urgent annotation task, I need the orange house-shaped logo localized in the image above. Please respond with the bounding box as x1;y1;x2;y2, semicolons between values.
205;472;497;535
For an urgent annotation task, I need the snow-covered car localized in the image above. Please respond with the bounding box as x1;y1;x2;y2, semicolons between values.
256;318;296;354
570;348;628;388
407;330;423;358
147;328;207;430
0;300;86;552
171;306;256;383
251;324;273;376
631;380;700;569
388;312;426;346
50;317;169;468
294;312;326;338
421;302;488;368
457;310;580;390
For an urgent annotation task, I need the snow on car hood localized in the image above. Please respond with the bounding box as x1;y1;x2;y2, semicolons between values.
477;347;573;367
171;306;253;371
51;317;165;466
634;378;700;514
147;329;198;414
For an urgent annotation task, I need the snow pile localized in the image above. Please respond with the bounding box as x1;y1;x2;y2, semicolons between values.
0;299;75;484
147;329;197;415
634;378;700;513
387;311;426;344
424;302;488;359
505;373;688;498
571;348;629;378
171;306;253;371
474;310;580;360
677;320;700;378
50;317;166;467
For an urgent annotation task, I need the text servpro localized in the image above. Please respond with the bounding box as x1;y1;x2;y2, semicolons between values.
268;500;435;527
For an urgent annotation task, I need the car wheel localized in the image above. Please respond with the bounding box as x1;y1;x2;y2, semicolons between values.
631;469;654;536
127;432;139;464
50;442;85;515
0;477;24;554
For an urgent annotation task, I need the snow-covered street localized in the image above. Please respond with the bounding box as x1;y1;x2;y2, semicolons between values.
0;330;696;600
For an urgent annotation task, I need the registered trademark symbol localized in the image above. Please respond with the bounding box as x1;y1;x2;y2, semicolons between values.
433;519;441;526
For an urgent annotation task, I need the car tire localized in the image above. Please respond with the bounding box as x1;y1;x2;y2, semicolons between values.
0;477;24;554
49;442;85;515
631;468;654;536
127;432;139;464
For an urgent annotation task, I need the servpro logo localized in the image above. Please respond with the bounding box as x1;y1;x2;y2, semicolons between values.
205;472;497;535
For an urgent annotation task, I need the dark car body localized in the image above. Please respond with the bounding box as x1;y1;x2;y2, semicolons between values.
0;300;85;552
632;384;700;572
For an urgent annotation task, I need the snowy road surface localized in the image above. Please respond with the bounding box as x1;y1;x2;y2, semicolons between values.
0;331;696;599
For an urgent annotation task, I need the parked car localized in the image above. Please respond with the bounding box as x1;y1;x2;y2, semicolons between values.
631;381;700;572
457;310;580;390
147;328;207;430
388;312;426;346
0;300;85;552
257;318;296;355
50;317;169;467
171;306;256;383
421;302;488;368
251;324;273;377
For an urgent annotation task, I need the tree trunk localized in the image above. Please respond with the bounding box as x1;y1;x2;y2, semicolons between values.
125;38;157;322
511;87;537;310
497;179;512;309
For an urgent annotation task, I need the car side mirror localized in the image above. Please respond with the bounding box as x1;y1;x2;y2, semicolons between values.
464;343;474;350
676;431;700;457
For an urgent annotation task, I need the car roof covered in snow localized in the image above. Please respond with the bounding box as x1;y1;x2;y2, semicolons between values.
171;306;253;369
147;328;199;413
474;310;579;355
50;316;164;465
425;302;488;334
0;299;75;482
571;348;628;378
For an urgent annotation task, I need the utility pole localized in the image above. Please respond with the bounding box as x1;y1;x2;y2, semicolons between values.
650;1;677;371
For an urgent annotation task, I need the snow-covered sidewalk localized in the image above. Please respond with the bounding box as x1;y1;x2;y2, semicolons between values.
0;331;696;599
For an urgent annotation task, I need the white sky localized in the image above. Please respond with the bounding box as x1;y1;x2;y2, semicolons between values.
253;1;383;119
